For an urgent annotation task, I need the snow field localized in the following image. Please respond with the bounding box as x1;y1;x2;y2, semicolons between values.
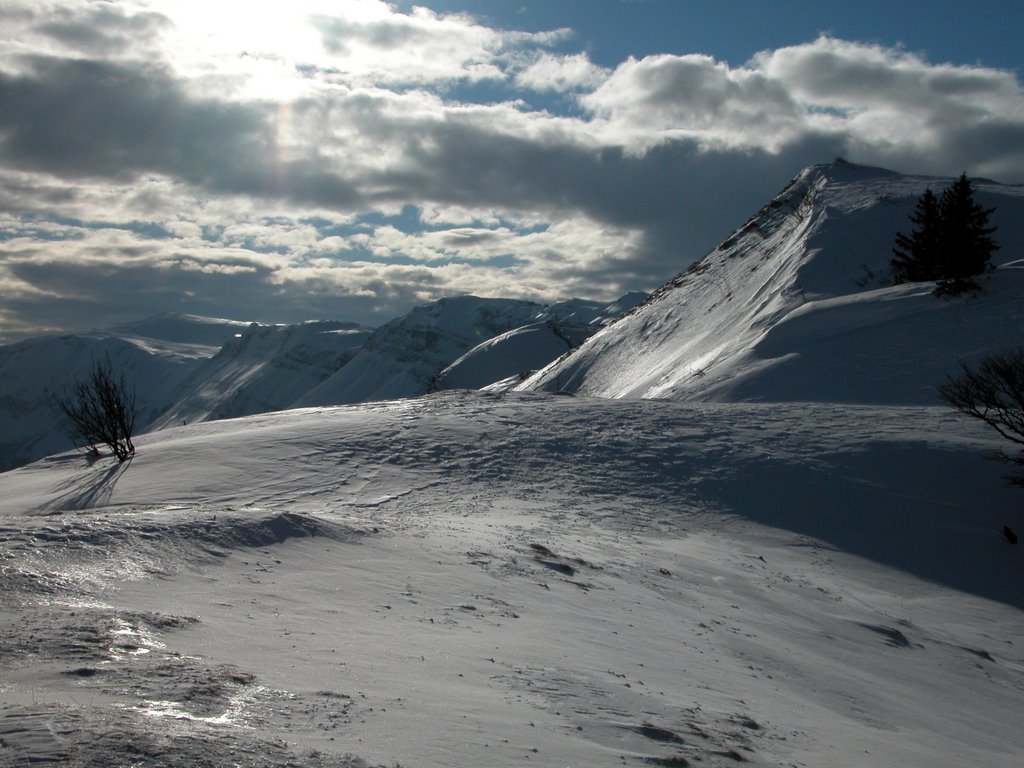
2;392;1022;767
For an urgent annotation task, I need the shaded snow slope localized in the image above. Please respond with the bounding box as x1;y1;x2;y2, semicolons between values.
0;314;373;471
521;162;1024;403
433;293;651;392
546;291;648;326
0;312;263;471
105;312;254;348
150;321;372;428
0;333;204;472
432;321;588;391
300;293;651;403
297;296;549;405
2;393;1022;767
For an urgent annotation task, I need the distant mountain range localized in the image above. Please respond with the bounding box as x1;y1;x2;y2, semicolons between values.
0;294;644;471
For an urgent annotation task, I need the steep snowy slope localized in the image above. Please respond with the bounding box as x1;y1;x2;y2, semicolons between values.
150;321;372;428
546;292;648;326
521;162;1024;403
433;293;648;392
432;321;589;391
2;394;1022;767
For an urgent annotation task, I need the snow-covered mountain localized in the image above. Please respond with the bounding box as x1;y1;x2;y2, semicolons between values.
431;320;590;392
149;321;372;428
0;314;372;471
0;294;645;471
432;293;648;393
520;162;1024;404
106;312;255;348
297;293;644;406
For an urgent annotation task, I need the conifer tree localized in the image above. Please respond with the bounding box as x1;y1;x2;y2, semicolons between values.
891;173;999;294
935;173;999;292
891;188;942;283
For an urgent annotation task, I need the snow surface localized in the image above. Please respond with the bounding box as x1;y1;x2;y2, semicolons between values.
521;162;1024;403
2;393;1022;767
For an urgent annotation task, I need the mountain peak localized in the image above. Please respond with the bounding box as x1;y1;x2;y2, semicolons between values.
519;165;1024;403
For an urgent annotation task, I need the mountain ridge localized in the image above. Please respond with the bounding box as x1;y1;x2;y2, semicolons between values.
518;161;1024;403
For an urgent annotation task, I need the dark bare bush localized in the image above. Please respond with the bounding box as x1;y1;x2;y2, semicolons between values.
940;348;1024;485
57;355;136;462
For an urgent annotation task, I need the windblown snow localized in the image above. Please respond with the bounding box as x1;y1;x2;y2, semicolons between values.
2;163;1023;767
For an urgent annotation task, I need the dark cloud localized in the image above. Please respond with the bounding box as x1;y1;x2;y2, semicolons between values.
365;114;844;289
2;251;424;334
35;4;172;57
0;56;362;207
0;57;258;179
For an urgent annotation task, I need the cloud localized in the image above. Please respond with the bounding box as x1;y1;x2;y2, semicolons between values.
0;2;1023;342
582;54;805;150
516;53;607;92
34;3;172;57
582;36;1024;174
0;55;366;209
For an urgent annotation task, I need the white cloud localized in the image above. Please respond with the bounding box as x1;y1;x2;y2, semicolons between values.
516;52;607;92
1;2;1024;340
582;53;805;151
581;36;1024;168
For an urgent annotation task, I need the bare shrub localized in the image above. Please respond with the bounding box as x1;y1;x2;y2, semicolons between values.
940;348;1024;485
57;355;137;462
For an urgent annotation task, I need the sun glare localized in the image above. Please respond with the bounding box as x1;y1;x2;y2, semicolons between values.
149;0;373;100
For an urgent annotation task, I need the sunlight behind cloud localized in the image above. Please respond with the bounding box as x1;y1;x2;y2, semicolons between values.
1;2;1023;339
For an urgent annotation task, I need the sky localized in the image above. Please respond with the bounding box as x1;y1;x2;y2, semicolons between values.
2;0;1023;342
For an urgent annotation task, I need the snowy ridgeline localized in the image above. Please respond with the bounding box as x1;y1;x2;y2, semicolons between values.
0;295;645;471
1;394;1022;767
521;162;1024;402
